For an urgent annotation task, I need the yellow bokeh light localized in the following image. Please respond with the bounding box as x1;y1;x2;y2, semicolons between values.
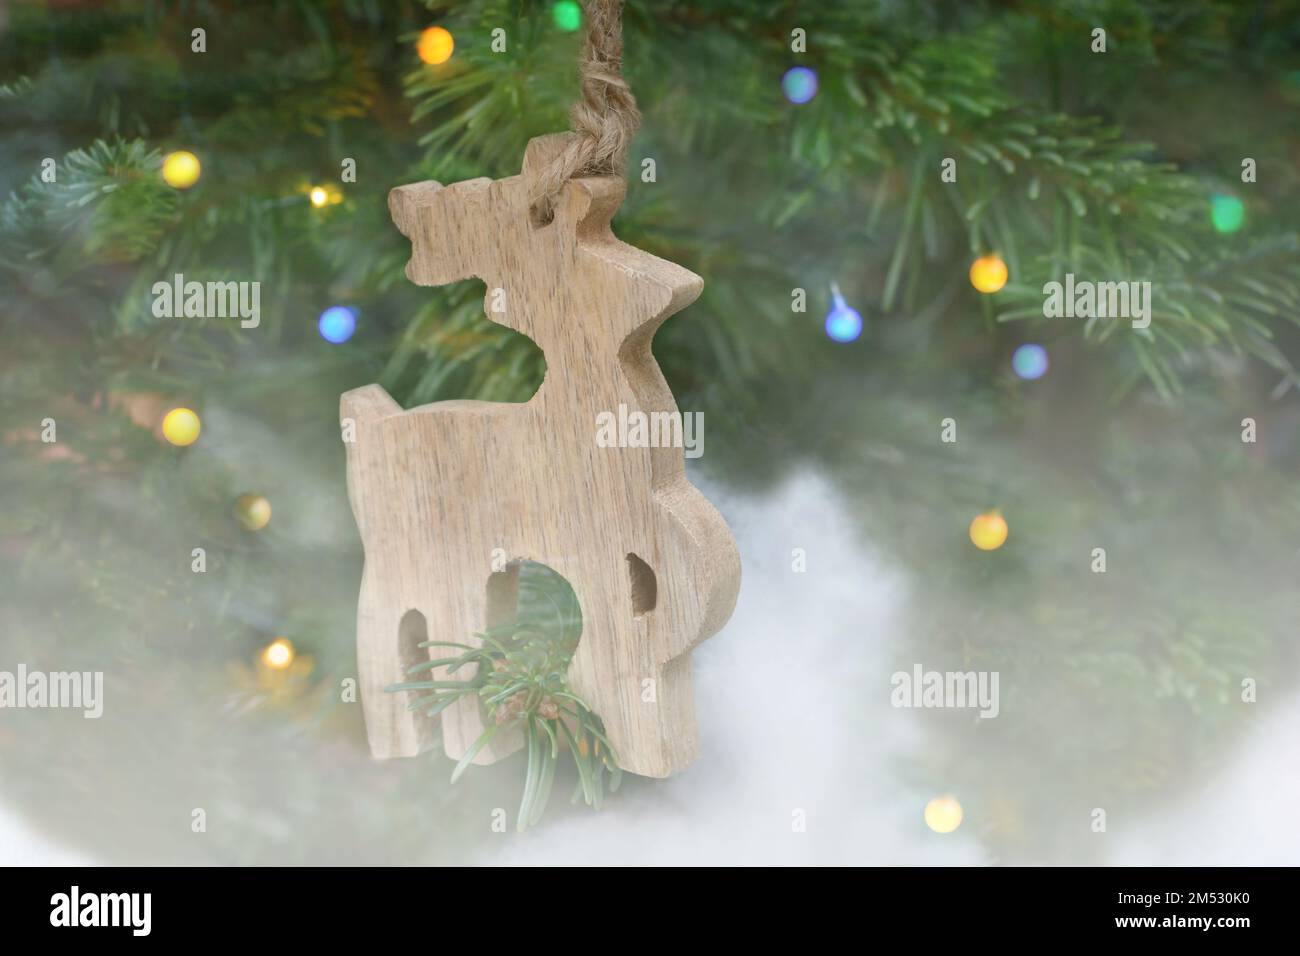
969;510;1008;551
262;638;295;670
161;150;201;190
418;26;454;65
234;493;272;532
925;795;964;833
969;254;1008;294
161;407;201;447
307;184;342;207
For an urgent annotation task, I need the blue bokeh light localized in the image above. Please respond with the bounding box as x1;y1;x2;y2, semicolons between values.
825;301;863;343
318;306;357;344
782;67;818;105
1012;343;1049;380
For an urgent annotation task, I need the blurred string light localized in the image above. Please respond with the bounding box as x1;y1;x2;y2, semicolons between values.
308;184;343;208
924;795;964;833
552;1;582;31
261;637;295;670
161;407;201;446
1012;343;1049;380
1210;193;1244;233
824;282;863;343
782;66;818;104
969;510;1008;551
417;26;454;65
969;253;1008;294
318;306;357;344
161;150;201;189
234;493;272;531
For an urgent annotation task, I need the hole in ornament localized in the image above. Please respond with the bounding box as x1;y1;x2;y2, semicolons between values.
388;279;546;405
529;202;556;229
484;560;583;658
627;553;657;616
397;608;432;703
486;562;521;632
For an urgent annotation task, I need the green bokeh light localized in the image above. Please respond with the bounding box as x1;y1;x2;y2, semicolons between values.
1210;194;1245;234
552;1;582;32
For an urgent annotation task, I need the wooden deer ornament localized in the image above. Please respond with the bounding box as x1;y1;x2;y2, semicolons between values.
341;133;741;778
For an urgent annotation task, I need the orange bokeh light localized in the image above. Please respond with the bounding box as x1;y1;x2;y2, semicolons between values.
417;26;454;65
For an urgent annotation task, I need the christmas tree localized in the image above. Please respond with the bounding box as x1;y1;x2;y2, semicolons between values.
2;0;1297;864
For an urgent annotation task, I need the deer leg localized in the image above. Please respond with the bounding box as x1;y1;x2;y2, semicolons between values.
356;572;439;759
567;585;699;779
437;564;524;766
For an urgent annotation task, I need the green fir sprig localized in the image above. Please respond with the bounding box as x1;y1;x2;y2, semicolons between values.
385;562;620;831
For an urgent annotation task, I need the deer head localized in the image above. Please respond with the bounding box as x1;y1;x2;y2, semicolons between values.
388;133;702;362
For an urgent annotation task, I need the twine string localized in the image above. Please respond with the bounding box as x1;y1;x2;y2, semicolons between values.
529;0;641;223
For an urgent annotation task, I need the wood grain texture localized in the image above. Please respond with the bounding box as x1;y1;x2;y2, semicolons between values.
341;133;741;778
